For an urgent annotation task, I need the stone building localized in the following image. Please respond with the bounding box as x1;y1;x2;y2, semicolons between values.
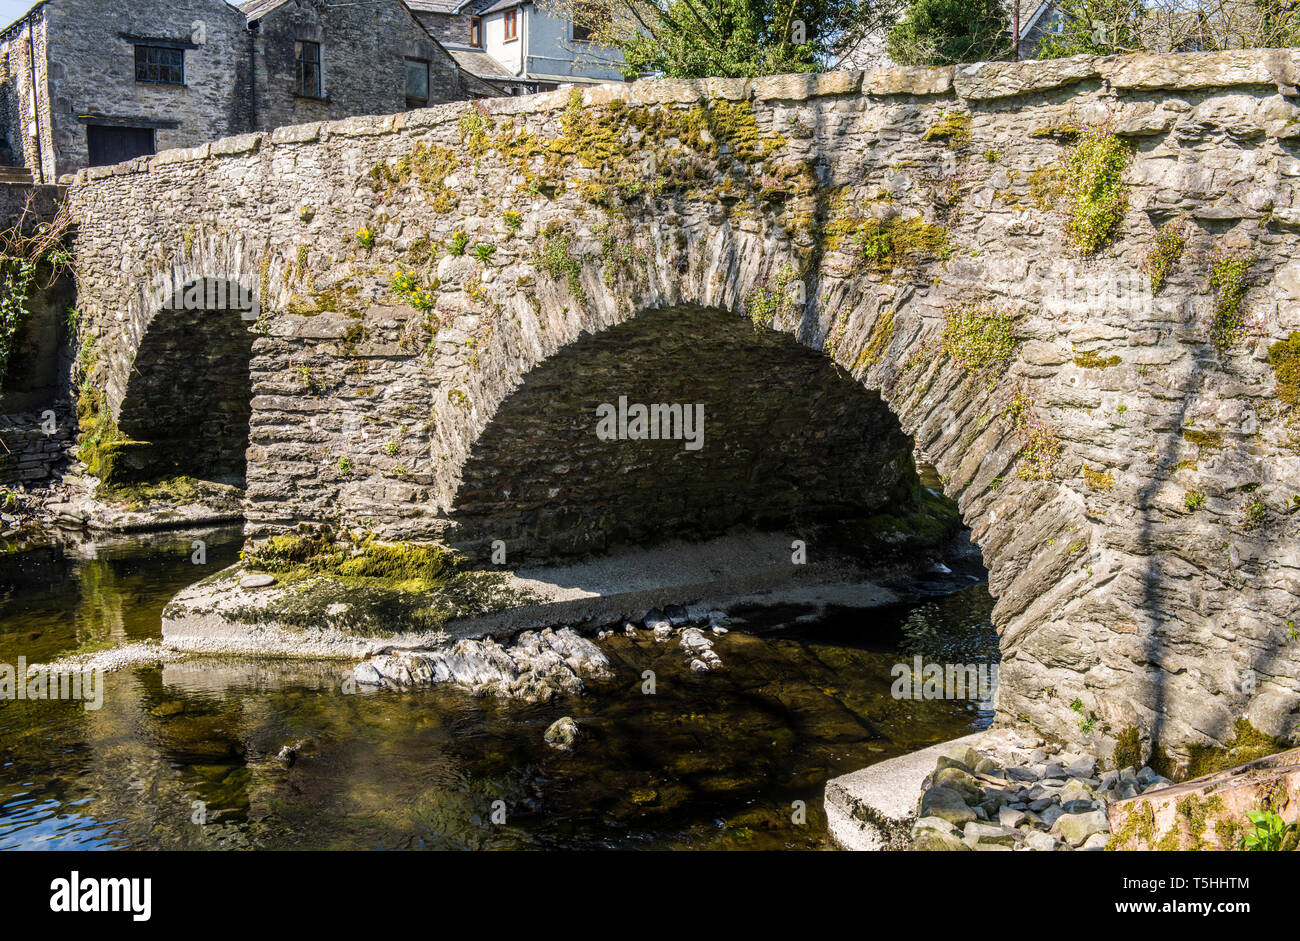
0;0;498;181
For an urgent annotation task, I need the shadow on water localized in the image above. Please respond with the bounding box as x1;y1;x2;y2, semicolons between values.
0;529;998;850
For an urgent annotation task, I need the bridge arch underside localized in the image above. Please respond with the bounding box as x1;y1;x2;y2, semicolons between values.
447;304;958;563
111;285;255;486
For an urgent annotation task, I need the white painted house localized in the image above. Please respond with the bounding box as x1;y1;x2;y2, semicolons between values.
411;0;628;93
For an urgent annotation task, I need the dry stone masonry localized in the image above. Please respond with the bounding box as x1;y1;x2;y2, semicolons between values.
64;50;1300;766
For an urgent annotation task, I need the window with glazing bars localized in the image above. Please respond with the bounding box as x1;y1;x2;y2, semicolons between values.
296;40;322;97
135;45;184;84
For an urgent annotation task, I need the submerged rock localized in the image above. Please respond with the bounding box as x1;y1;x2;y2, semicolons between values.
680;627;723;671
545;716;580;750
354;627;612;701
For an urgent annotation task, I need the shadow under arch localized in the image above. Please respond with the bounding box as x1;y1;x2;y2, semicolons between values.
447;304;958;565
112;276;257;485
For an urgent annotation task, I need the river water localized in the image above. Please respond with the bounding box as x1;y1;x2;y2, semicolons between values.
0;526;998;850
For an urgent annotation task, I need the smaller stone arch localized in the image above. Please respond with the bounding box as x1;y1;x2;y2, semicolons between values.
109;274;259;485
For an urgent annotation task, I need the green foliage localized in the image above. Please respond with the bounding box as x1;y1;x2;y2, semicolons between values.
941;300;1018;383
472;243;496;263
1018;423;1062;481
355;225;375;250
1035;0;1147;57
1238;810;1295;851
0;208;73;385
745;265;798;329
1059;130;1131;255
1268;332;1300;408
1003;389;1061;481
1208;247;1253;354
887;0;1011;66
567;0;881;78
0;256;37;385
1241;495;1270;533
448;231;470;256
337;457;353;476
390;266;437;313
1142;219;1187;294
533;223;587;302
1185;490;1206;512
503;211;523;232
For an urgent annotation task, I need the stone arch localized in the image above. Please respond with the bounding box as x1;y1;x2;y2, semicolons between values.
421;218;1108;756
110;272;259;485
447;303;932;562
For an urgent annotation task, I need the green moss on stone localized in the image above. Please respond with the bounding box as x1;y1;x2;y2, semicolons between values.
1184;719;1287;780
1268;332;1300;408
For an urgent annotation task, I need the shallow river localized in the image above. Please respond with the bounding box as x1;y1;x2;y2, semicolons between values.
0;526;998;850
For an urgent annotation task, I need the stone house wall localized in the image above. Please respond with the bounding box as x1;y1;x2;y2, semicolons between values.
250;0;496;133
0;11;54;179
63;51;1300;761
42;0;252;181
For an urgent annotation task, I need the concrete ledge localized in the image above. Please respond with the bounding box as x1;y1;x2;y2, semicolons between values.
824;732;986;850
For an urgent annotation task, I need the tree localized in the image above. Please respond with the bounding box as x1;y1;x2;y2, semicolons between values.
886;0;1012;65
1034;0;1148;57
1035;0;1300;59
538;0;902;78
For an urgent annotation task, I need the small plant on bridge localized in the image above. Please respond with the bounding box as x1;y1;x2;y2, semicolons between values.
473;243;495;263
1185;490;1206;511
1059;130;1132;255
503;211;522;233
1142;218;1187;293
941;301;1018;386
745;265;798;329
534;223;587;302
355;226;376;250
1208;246;1254;353
1002;387;1062;481
390;266;437;313
1241;494;1270;533
448;231;470;256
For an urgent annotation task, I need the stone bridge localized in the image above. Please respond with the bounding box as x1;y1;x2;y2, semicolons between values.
65;50;1300;764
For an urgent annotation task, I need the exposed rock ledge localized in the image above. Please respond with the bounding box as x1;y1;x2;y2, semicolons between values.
354;627;612;702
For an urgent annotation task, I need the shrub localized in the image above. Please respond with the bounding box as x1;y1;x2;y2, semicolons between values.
887;0;1012;66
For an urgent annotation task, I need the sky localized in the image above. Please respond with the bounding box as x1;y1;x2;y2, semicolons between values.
0;0;40;31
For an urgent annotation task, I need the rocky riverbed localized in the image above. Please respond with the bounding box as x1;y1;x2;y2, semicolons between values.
909;729;1174;851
